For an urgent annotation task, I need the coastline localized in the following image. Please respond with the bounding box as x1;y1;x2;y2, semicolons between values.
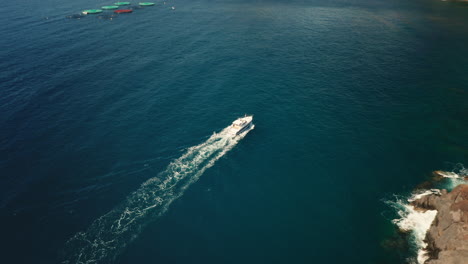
391;170;468;264
411;182;468;263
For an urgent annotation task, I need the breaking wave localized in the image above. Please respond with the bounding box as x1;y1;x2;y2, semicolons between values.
388;190;438;264
387;164;467;264
62;124;254;264
437;164;468;190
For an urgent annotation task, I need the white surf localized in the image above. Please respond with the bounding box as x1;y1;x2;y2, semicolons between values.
388;164;468;264
437;165;468;190
391;190;439;264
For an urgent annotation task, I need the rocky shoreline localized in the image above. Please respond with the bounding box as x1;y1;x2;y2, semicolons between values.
411;176;468;263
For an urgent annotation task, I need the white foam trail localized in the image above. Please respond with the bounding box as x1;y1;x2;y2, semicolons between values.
389;190;439;264
62;124;254;264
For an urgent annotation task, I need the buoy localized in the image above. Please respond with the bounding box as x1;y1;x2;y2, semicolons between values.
82;9;103;14
139;2;155;6
114;2;131;5
114;9;133;13
102;6;119;10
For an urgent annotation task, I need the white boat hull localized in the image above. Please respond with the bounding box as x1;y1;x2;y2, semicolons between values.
228;115;254;137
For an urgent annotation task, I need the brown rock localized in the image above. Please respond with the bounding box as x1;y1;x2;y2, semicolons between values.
448;185;468;202
411;184;468;264
411;194;438;210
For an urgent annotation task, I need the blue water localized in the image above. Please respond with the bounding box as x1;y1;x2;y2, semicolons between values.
1;0;467;263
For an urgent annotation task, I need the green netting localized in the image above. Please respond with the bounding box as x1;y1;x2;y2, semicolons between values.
102;6;119;10
82;9;103;14
115;2;131;5
139;2;155;6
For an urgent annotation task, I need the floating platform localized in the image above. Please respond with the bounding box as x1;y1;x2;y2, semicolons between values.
114;9;133;13
82;9;103;14
102;6;119;10
115;2;131;5
139;2;155;6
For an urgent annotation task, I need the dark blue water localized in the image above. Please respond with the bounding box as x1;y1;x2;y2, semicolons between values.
1;0;467;263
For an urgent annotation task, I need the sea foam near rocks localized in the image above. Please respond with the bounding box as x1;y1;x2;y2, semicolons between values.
434;165;468;190
390;190;439;264
388;165;468;264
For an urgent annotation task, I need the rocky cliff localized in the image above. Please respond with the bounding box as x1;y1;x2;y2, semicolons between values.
411;184;468;264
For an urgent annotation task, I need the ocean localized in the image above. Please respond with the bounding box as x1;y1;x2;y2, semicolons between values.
1;0;467;263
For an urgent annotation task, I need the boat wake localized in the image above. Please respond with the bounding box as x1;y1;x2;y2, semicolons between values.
61;124;254;264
